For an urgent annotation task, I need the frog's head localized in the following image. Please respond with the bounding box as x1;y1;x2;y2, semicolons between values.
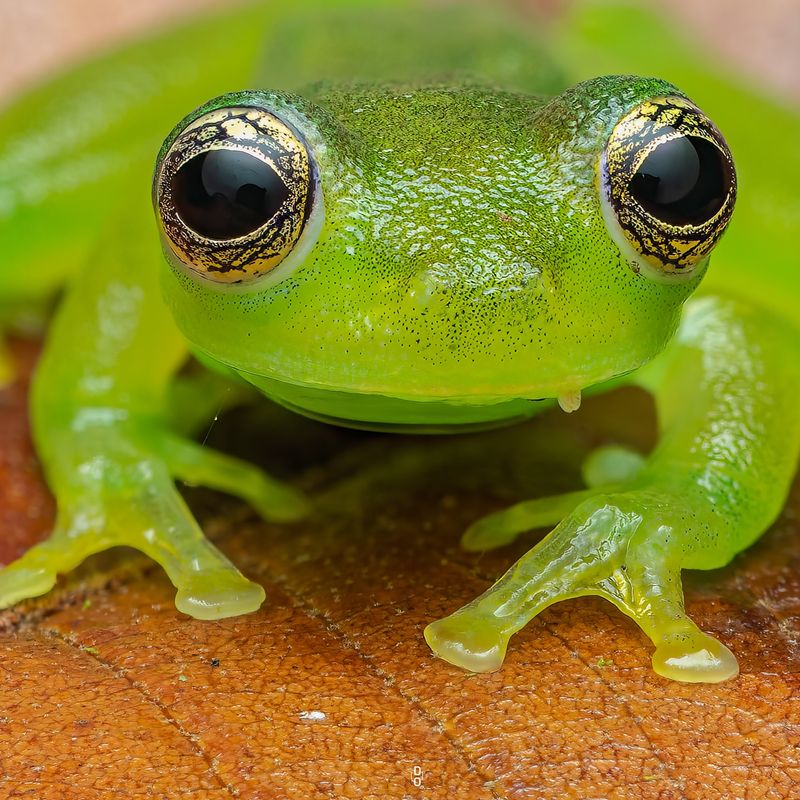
153;76;736;429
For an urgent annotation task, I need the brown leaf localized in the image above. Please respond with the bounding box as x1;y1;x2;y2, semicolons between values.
1;338;799;800
2;2;800;796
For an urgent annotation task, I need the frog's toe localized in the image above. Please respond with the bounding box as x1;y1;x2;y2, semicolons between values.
652;630;739;683
612;537;740;683
159;433;311;523
581;444;645;488
174;570;266;620
0;530;104;609
460;510;522;552
460;488;593;551
0;563;57;608
424;613;508;673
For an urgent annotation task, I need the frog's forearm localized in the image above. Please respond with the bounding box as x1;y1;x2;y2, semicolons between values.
0;208;282;617
637;294;800;563
428;294;800;682
30;214;186;436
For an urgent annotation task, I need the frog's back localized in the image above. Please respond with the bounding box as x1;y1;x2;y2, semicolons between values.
251;3;563;95
261;1;800;333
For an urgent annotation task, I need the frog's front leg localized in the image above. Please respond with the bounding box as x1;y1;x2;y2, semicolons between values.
0;209;307;618
0;425;271;618
426;295;800;682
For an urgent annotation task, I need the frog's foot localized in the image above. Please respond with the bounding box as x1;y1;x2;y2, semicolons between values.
461;443;645;552
0;428;308;618
0;484;266;619
427;490;738;683
0;469;270;621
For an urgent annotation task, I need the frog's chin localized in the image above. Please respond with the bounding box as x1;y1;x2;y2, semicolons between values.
215;348;656;432
237;371;562;433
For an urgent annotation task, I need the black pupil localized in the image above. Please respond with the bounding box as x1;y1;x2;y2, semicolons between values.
171;149;289;239
629;134;729;226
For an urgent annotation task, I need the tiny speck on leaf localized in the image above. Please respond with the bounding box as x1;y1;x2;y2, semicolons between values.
82;599;91;610
596;657;614;669
210;658;220;668
82;646;99;656
178;674;188;682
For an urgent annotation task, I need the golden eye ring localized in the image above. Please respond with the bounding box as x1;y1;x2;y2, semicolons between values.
600;95;736;281
154;105;319;284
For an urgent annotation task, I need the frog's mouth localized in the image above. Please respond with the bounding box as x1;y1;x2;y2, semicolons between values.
195;331;653;433
239;369;551;433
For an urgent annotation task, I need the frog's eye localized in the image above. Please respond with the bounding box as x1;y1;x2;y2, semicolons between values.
600;96;736;280
154;105;320;284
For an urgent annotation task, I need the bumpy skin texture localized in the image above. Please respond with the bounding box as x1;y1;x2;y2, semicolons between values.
1;0;799;683
160;77;700;426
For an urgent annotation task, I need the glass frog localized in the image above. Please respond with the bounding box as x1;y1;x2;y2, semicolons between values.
1;0;798;685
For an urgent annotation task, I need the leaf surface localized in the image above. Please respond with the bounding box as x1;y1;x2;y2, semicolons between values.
1;340;799;800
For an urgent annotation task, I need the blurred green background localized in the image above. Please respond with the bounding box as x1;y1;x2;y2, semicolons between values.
1;0;798;104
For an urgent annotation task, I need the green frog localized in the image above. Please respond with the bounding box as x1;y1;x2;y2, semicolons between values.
1;0;798;684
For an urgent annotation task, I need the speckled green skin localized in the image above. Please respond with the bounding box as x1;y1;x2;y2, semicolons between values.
1;0;799;683
162;77;698;429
